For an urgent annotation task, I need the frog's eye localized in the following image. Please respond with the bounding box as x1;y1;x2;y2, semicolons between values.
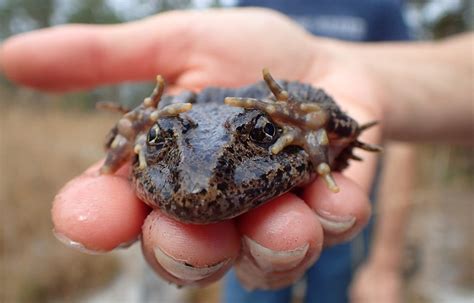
250;115;276;144
147;124;163;146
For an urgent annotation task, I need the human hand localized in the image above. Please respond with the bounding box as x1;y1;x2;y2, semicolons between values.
350;262;402;303
0;8;381;289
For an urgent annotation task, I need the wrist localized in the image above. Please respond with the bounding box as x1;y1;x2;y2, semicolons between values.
368;247;403;272
349;39;473;143
305;36;369;82
306;37;386;134
305;36;341;84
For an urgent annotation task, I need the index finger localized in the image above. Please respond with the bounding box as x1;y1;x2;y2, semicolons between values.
0;11;193;91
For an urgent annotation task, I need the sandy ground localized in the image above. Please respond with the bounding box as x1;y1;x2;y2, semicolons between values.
1;93;473;303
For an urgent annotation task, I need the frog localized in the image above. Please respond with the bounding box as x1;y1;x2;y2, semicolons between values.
99;69;381;224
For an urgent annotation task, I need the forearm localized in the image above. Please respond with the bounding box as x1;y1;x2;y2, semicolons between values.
358;33;474;144
369;143;415;269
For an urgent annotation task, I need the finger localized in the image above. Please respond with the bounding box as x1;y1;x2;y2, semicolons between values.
52;161;149;253
302;173;371;246
234;194;323;290
141;210;240;287
0;11;194;91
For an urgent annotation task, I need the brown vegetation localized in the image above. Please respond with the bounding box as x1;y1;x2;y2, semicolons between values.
1;92;120;303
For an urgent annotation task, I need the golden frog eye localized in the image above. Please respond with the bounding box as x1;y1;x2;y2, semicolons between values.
250;115;276;144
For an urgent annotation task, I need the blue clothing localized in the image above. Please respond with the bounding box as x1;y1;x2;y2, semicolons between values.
224;245;359;303
224;1;408;302
238;0;409;41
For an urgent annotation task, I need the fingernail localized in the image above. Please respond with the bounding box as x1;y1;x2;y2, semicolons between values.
315;210;356;234
243;236;309;273
153;247;229;282
53;230;106;254
116;237;138;249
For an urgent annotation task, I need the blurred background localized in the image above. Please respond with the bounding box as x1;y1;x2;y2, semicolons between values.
0;0;473;302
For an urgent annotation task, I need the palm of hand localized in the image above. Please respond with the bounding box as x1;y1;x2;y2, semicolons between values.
0;8;380;289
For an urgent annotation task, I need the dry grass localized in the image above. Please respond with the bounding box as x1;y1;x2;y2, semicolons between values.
1;91;121;303
405;146;474;301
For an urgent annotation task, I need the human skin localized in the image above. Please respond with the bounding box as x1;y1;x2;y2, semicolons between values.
350;142;416;303
0;8;472;290
352;33;473;144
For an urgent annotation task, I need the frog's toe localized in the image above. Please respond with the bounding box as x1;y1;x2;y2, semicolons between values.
262;68;289;101
354;140;383;152
101;135;133;174
316;162;339;193
270;128;298;154
143;75;165;108
151;103;193;121
134;144;147;169
224;97;275;112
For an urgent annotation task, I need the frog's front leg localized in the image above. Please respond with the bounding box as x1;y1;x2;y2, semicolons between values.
271;126;338;192
225;69;378;193
225;69;338;191
100;76;192;174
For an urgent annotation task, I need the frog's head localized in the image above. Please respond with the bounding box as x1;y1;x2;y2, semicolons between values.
131;103;313;224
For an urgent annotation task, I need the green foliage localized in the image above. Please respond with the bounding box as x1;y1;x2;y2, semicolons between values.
0;0;195;109
0;0;55;39
67;0;121;24
19;0;54;27
158;0;193;10
430;12;467;39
